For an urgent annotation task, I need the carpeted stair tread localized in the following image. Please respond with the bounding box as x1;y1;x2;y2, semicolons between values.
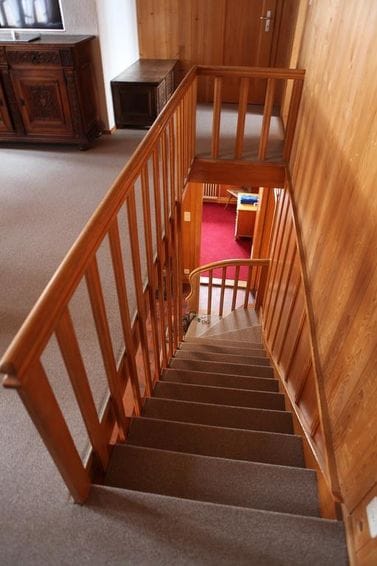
174;349;271;366
127;417;305;467
154;381;285;410
105;444;319;516
170;357;274;378
179;341;268;357
143;397;293;433
205;326;262;342
184;336;264;350
198;307;260;336
162;368;279;392
86;486;348;566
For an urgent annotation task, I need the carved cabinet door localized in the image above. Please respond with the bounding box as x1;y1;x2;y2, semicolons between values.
10;69;74;137
0;79;14;133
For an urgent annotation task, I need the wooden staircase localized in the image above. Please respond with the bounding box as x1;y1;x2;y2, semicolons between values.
102;309;348;565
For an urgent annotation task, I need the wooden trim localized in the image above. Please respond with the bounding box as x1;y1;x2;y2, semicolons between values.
285;171;342;501
197;65;305;80
189;158;286;187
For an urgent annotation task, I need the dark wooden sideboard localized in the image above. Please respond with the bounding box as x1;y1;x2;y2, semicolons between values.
111;59;178;128
0;35;101;148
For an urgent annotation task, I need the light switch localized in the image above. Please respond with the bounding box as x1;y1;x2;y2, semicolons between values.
366;497;377;538
184;211;191;222
184;268;190;274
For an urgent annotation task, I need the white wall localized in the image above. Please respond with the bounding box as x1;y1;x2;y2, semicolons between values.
60;0;99;35
95;0;140;128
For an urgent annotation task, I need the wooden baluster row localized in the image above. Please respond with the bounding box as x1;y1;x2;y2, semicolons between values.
161;129;174;357
235;77;250;159
85;257;128;439
211;76;222;158
18;360;91;503
126;188;153;397
152;148;168;368
207;269;213;315
258;78;276;160
141;165;161;383
219;266;227;317
55;307;109;470
283;79;304;161
108;218;142;415
231;265;240;311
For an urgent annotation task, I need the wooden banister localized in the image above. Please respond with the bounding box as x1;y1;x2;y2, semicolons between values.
186;259;270;316
1;63;305;503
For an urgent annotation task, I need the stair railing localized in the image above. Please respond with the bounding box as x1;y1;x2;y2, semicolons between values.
0;64;304;503
186;259;270;317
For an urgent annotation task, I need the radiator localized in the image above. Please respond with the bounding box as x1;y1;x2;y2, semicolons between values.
203;183;219;199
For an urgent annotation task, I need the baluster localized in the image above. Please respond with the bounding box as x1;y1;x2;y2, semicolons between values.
235;77;249;159
207;269;213;315
108;218;142;414
258;78;276;160
141;165;161;382
244;264;253;309
191;77;198;163
152;147;168;368
283;79;304;161
168;120;182;347
211;76;222;158
85;257;129;437
126;188;154;397
232;265;240;311
161;130;174;355
55;307;109;470
17;360;91;503
219;266;226;317
255;263;269;312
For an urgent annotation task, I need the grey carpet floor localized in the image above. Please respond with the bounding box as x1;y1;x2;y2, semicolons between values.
0;105;284;565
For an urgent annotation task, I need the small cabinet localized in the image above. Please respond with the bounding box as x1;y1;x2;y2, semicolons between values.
0;80;14;132
0;35;101;147
111;59;178;128
11;68;73;136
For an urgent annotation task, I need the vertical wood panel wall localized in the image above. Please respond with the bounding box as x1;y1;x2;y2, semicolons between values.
136;0;297;101
288;1;377;562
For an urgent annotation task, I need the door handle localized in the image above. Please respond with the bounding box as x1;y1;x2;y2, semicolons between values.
260;10;273;32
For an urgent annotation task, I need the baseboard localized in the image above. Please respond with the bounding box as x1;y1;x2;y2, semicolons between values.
102;126;117;135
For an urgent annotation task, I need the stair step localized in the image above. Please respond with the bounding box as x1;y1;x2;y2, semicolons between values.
206;327;262;342
154;381;285;410
170;357;274;378
179;341;268;358
184;336;264;350
143;397;293;434
105;444;319;516
88;487;348;565
127;417;305;467
199;307;260;336
162;368;279;392
174;349;271;366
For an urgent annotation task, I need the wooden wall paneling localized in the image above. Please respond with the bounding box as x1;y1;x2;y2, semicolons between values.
287;2;377;553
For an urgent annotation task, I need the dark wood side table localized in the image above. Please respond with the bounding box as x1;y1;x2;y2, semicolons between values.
111;59;178;129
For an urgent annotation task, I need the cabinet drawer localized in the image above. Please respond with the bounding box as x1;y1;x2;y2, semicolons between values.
6;49;61;68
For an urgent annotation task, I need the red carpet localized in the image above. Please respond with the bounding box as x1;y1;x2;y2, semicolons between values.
200;202;251;280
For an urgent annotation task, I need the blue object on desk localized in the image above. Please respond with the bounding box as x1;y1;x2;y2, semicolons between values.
240;195;259;205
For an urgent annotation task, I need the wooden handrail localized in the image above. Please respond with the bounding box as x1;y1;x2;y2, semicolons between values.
186;258;270;316
197;65;305;80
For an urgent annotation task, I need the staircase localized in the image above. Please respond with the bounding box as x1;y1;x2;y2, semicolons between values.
101;308;348;565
